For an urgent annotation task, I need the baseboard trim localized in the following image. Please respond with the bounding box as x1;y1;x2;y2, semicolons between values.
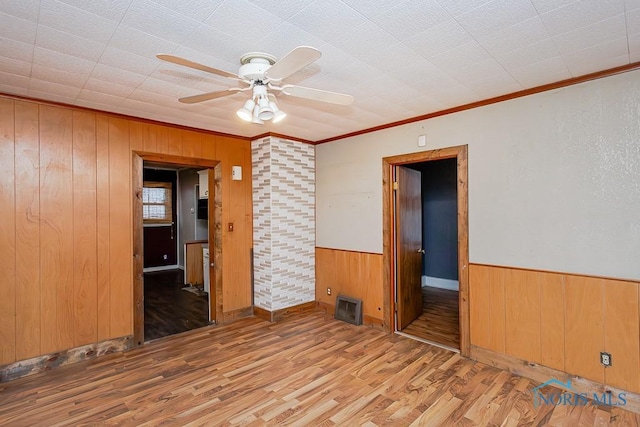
222;306;254;323
254;301;317;322
0;336;133;383
422;276;459;291
470;345;640;414
316;301;384;328
143;265;180;273
253;306;272;322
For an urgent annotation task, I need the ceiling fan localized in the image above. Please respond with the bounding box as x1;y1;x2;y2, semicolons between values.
156;46;354;124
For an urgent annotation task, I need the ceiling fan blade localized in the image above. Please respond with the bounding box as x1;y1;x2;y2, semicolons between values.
179;88;242;104
282;84;354;105
265;46;321;81
157;54;239;80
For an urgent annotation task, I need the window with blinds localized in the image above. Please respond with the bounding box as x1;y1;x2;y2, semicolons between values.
143;181;173;224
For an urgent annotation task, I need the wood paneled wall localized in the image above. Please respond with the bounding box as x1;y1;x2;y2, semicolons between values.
217;136;253;312
469;263;640;393
0;96;253;366
315;247;384;323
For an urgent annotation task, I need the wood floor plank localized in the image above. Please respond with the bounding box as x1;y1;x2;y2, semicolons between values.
402;286;460;349
144;270;209;342
1;310;640;426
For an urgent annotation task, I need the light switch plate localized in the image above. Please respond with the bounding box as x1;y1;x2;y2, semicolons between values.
232;165;242;180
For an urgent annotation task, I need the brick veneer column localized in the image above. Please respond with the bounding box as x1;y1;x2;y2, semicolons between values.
252;137;315;311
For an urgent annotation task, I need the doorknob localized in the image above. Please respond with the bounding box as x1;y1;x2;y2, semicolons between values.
416;249;425;254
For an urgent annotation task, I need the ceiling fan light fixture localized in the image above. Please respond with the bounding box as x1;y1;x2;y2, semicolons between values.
236;99;255;122
158;47;353;126
270;101;286;123
251;104;264;124
257;95;274;121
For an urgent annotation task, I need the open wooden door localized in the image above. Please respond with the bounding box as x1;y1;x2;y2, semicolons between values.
396;165;424;330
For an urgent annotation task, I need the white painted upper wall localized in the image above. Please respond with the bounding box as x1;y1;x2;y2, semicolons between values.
316;69;640;280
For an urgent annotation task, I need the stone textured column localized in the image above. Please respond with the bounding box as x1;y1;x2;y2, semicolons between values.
252;137;315;312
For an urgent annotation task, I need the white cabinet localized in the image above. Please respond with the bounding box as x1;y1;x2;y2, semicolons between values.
197;170;208;199
202;246;210;294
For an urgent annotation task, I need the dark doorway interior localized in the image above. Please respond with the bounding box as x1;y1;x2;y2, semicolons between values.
419;158;458;284
401;158;460;349
144;269;209;341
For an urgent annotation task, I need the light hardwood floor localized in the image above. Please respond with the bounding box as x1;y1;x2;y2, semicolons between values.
402;286;460;349
1;310;638;426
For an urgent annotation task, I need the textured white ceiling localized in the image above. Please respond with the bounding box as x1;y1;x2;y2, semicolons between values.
1;0;639;141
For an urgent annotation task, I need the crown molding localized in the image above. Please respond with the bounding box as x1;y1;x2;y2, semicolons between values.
315;61;640;145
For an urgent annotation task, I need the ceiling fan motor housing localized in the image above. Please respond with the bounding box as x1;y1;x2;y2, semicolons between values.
239;53;277;82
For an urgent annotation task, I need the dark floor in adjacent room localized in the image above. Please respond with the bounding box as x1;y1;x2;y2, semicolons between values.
144;269;209;341
402;286;460;349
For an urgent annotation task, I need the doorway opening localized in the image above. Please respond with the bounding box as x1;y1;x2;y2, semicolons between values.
132;153;222;347
382;145;469;356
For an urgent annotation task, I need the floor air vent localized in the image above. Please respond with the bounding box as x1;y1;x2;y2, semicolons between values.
334;295;363;326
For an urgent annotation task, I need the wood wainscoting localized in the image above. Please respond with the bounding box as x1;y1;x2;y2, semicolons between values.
0;95;253;367
315;248;384;325
470;263;640;394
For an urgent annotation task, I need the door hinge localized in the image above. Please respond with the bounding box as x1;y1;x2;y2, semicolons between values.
393;181;399;190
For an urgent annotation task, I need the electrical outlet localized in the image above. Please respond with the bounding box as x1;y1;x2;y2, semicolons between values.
600;352;612;367
327;287;331;295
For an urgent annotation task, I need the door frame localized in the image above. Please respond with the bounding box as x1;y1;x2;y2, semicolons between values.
382;145;469;356
132;152;222;347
